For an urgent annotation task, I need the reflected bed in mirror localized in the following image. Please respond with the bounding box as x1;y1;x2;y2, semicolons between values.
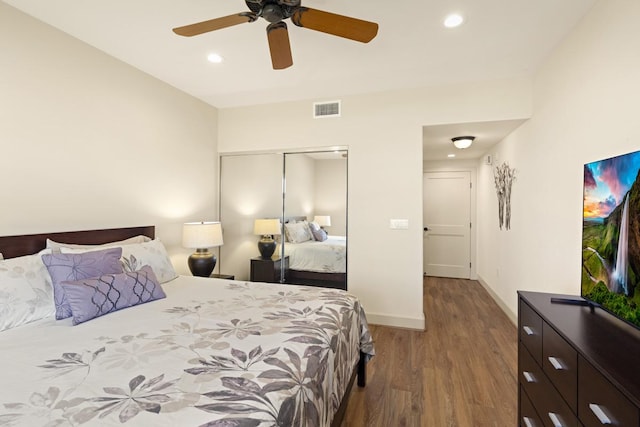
282;216;346;289
219;150;347;289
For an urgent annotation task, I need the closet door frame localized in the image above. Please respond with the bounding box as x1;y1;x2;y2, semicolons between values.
218;147;348;285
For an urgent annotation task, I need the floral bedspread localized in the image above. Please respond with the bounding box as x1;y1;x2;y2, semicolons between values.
285;236;347;273
0;276;374;426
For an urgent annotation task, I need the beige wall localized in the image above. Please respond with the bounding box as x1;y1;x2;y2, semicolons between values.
219;153;284;280
218;81;532;329
314;158;347;236
284;153;316;220
0;3;219;275
476;0;640;319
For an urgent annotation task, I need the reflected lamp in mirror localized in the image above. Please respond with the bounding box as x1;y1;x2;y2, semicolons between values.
254;218;281;259
183;221;224;277
313;215;331;230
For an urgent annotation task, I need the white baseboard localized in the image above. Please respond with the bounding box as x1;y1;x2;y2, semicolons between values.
476;275;518;326
366;312;426;330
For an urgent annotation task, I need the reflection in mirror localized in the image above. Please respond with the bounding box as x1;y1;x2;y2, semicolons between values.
218;150;347;289
219;153;283;281
282;151;347;290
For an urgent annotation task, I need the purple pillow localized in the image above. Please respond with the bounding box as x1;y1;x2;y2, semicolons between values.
61;265;166;325
42;247;124;320
311;227;328;242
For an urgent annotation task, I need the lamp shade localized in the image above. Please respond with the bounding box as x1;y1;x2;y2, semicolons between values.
253;219;281;236
313;215;331;227
182;222;223;249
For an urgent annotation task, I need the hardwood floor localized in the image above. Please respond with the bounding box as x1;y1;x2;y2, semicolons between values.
341;276;518;426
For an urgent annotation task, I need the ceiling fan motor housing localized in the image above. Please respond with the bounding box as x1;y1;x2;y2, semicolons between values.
262;4;284;22
246;0;298;22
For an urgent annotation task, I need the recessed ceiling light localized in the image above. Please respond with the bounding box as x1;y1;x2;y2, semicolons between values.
444;14;464;28
207;53;223;63
448;154;456;158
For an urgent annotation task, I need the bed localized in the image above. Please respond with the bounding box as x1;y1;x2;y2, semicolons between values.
284;236;346;289
0;226;373;427
281;218;347;290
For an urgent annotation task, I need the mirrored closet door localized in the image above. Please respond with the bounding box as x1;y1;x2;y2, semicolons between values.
219;150;347;289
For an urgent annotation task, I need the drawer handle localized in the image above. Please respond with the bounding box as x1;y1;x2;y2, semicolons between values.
522;416;535;427
522;325;535;335
589;404;612;425
547;356;564;370
548;412;565;427
523;371;536;383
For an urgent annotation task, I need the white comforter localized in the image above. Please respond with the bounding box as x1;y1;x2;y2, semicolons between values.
284;236;346;273
0;275;373;426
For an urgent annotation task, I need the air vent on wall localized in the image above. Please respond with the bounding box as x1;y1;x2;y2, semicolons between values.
313;100;341;118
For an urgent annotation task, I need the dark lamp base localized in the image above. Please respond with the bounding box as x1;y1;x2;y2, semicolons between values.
188;248;217;277
258;239;276;259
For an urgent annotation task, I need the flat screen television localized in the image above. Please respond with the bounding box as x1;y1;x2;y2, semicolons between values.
582;149;640;328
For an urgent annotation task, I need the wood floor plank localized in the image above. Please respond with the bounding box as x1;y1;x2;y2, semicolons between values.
341;277;517;427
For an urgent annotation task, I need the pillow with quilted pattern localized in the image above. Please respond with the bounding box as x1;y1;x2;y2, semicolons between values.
42;247;123;320
308;221;328;241
61;265;166;325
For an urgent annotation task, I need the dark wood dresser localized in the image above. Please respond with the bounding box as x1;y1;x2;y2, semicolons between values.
518;291;640;427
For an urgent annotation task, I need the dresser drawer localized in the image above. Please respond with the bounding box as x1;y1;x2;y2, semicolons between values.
578;355;639;427
520;300;543;365
543;322;577;412
520;342;578;427
521;385;544;427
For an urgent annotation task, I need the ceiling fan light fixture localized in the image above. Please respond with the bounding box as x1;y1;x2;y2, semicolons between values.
452;136;475;149
444;13;464;28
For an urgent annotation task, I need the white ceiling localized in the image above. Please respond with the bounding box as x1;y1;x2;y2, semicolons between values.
423;119;527;161
4;0;596;110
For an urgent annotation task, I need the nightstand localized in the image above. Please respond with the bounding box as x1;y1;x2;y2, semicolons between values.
209;273;235;280
250;256;289;283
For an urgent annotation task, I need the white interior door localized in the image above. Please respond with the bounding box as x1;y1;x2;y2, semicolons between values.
423;171;471;278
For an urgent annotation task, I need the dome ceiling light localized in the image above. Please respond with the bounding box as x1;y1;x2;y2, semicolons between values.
452;136;475;149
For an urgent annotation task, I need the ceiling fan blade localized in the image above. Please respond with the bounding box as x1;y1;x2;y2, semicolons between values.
267;22;293;70
173;12;257;37
291;7;378;43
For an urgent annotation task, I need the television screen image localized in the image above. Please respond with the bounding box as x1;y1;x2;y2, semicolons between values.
582;149;640;328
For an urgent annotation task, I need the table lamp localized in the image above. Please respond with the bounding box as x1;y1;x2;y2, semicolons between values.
313;215;331;230
254;218;281;258
182;221;223;277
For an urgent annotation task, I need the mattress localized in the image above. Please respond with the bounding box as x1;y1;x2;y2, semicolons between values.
0;275;373;426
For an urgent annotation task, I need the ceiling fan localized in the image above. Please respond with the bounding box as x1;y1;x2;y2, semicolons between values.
172;0;379;70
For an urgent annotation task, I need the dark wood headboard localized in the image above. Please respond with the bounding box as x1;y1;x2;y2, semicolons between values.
283;216;308;223
0;226;155;259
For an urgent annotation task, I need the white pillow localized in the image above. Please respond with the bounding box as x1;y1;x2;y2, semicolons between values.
61;239;178;284
46;234;151;250
284;221;313;244
0;250;55;332
0;253;3;260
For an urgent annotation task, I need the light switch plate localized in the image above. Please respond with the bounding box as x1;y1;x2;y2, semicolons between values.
390;219;409;229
